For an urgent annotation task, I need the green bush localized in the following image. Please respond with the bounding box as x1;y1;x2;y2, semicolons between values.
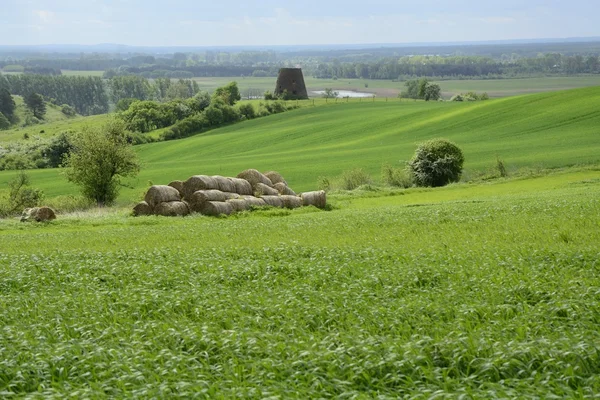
340;168;372;190
381;163;412;188
0;112;10;130
61;104;77;117
407;139;464;187
0;172;44;217
238;103;256;120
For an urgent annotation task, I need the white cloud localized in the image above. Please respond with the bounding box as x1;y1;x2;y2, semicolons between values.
34;10;56;23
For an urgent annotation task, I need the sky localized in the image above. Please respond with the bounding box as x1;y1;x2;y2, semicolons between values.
0;0;599;47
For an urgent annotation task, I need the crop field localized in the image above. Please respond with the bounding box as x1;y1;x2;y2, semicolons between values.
1;167;599;397
1;86;599;202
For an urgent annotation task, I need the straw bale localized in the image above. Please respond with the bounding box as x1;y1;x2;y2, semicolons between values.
188;190;227;213
133;201;153;216
281;195;303;209
212;175;236;193
254;182;280;197
154;201;190;217
167;180;184;197
243;196;267;208
227;198;250;212
20;206;57;222
261;195;284;208
223;192;240;200
202;201;234;216
145;185;181;208
229;177;253;195
273;182;296;196
237;169;273;187
182;175;219;199
264;171;287;185
300;190;327;209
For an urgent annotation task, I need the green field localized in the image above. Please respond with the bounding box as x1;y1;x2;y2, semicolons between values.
1;86;599;202
43;70;600;98
1;167;599;397
193;75;600;99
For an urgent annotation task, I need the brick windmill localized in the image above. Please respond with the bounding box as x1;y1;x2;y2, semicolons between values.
274;68;309;100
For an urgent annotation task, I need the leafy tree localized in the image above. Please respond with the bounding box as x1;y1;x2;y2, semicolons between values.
407;139;464;187
0;87;16;122
24;92;47;119
322;88;339;99
423;83;442;101
213;81;241;105
0;113;10;130
43;132;73;167
0;171;44;216
64;119;140;206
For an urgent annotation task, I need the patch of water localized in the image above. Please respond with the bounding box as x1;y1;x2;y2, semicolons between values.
311;90;375;98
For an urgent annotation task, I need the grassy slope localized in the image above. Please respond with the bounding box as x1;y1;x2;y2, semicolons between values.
0;170;599;397
1;86;600;201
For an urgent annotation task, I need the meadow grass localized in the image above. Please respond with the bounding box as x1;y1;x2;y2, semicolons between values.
1;86;598;202
0;170;599;397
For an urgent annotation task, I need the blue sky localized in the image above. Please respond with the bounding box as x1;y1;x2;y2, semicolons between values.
0;0;598;46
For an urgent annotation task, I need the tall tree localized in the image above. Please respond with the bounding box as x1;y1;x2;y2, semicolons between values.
0;87;16;122
24;92;46;119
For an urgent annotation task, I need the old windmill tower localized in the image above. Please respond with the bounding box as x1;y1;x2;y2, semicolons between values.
274;68;309;99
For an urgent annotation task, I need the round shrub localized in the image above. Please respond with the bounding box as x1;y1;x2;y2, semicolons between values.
408;139;464;187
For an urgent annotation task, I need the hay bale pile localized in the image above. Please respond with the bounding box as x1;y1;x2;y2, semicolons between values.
135;170;326;217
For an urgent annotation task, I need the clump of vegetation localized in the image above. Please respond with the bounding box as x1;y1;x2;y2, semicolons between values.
0;171;44;217
340;168;372;190
451;92;490;101
381;163;412;188
407;139;464;187
400;78;442;101
63;119;140;206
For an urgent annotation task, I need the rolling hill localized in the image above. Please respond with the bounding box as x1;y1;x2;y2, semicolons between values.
1;86;599;202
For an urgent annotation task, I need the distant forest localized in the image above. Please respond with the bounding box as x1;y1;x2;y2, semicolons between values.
1;41;600;81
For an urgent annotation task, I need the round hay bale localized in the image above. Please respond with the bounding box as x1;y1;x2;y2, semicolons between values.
281;195;303;209
202;201;234;216
20;206;57;222
227;198;250;212
300;191;327;209
261;195;284;208
223;192;241;200
273;182;296;196
133;201;153;216
243;196;267;208
212;175;236;193
237;169;273;187
145;185;181;208
154;201;189;217
229;178;253;196
168;180;184;197
182;175;219;199
254;182;280;197
188;190;227;213
264;171;287;185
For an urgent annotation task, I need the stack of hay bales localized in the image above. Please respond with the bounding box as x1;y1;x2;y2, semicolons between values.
134;170;326;217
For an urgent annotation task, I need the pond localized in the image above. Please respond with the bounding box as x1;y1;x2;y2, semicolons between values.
311;90;375;98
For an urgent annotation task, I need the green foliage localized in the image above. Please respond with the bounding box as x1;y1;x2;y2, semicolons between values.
213;81;241;105
63;119;140;206
408;139;465;187
60;104;77;117
0;112;9;130
0;87;16;121
115;98;138;112
322;88;339;99
24;92;47;119
340;168;372;190
108;76;153;104
237;103;256;120
43;132;73;168
496;157;508;178
451;92;489;102
264;90;275;100
381;163;412;188
0;171;44;216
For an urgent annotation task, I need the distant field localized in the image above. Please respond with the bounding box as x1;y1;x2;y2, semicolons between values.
0;168;599;397
1;86;599;202
192;76;600;99
60;70;105;77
